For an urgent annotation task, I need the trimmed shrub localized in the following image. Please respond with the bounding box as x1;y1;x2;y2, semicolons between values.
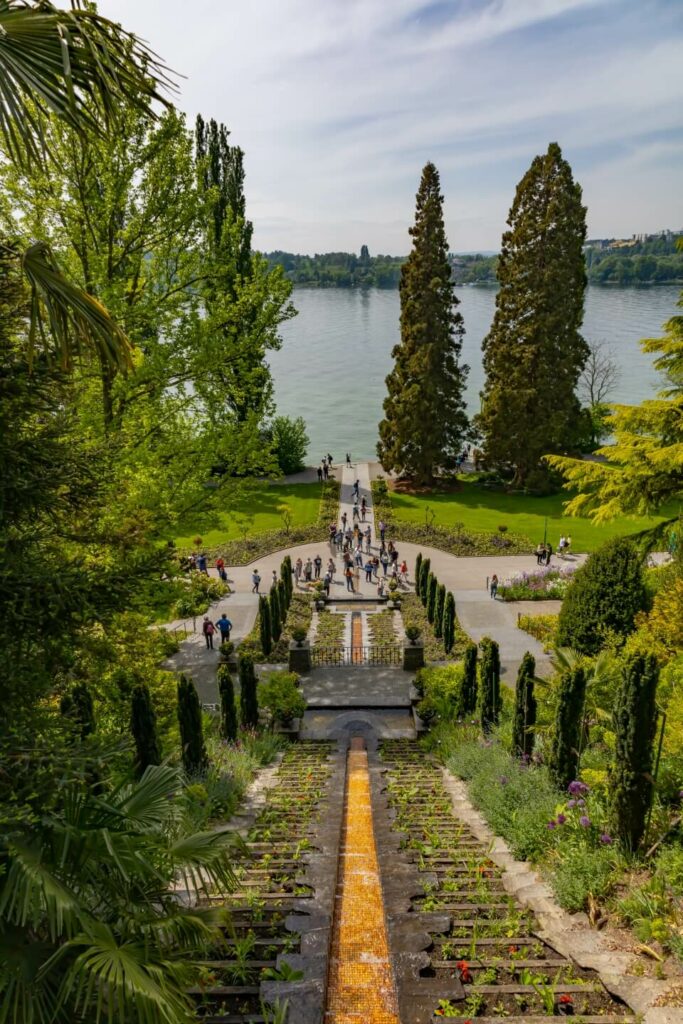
556;538;647;654
442;591;456;654
259;595;272;656
130;682;161;777
419;557;431;605
461;642;478;716
177;675;209;776
239;654;259;729
259;671;306;725
611;653;659;851
426;573;438;624
434;583;446;639
511;652;537;759
548;667;587;791
479;636;501;734
217;664;238;742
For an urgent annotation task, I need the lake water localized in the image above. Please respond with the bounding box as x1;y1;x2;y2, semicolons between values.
269;285;680;461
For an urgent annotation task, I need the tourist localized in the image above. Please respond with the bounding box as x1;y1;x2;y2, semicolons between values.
336;530;344;551
545;543;553;566
354;544;363;567
399;559;408;583
364;559;374;583
202;616;215;650
352;503;359;521
271;569;278;587
353;478;360;499
314;554;323;579
304;558;313;582
323;572;331;596
197;552;208;575
341;511;348;532
215;613;233;643
218;566;228;583
251;570;261;594
346;453;351;466
345;566;354;592
380;550;389;576
490;574;498;599
379;519;386;543
345;527;354;548
188;552;197;571
559;535;567;557
317;465;323;482
535;543;545;565
216;556;225;575
364;525;372;552
295;557;303;583
327;452;333;466
323;461;329;480
327;557;336;580
372;556;380;578
377;577;386;597
565;535;572;555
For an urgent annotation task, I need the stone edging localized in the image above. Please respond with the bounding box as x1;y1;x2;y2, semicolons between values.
440;768;681;1024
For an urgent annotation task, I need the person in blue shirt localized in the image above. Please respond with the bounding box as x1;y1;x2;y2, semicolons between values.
197;552;208;574
215;614;233;643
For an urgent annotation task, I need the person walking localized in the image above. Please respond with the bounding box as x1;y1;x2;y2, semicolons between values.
314;554;322;579
323;461;329;480
372;555;380;578
558;535;566;558
271;569;278;587
364;559;374;583
565;535;572;556
535;543;544;565
295;557;303;583
251;570;261;594
197;552;208;575
341;511;348;532
399;559;408;583
380;550;389;576
352;503;359;522
346;453;351;466
202;616;215;650
317;465;323;483
327;452;333;466
354;544;363;567
353;479;360;500
345;565;354;592
323;572;331;596
216;556;225;576
327;557;336;580
304;558;313;582
490;574;498;599
215;613;233;644
545;543;553;566
364;525;372;552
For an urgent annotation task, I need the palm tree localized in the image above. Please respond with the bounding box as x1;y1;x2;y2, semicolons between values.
0;0;175;368
0;761;241;1024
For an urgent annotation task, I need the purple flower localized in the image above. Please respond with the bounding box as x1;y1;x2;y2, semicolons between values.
577;799;586;808
567;800;577;809
579;815;591;828
568;780;589;796
556;813;567;825
600;833;613;845
547;820;557;830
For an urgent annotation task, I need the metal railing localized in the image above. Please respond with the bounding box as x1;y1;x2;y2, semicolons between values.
311;644;402;667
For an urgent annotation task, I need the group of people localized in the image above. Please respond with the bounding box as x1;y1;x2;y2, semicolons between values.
201;612;233;649
316;453;335;482
533;536;571;565
183;551;229;583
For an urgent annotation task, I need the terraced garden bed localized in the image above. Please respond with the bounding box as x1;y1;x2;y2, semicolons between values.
367;608;399;646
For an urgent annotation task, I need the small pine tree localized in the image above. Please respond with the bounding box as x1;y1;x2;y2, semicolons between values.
419;558;431;605
217;663;238;742
548;667;587;791
259;595;272;656
460;642;478;715
479;637;501;734
556;538;646;655
177;675;209;776
239;654;259;728
434;583;446;638
277;577;288;621
610;654;659;851
415;552;423;594
442;592;456;653
427;573;438;623
281;556;292;604
270;585;282;642
60;682;96;740
130;682;161;777
511;653;537;759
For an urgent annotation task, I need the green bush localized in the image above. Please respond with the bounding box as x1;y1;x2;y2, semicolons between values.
551;847;620;913
415;664;464;724
174;572;228;619
268;415;309;475
259;671;306;725
556;538;647;654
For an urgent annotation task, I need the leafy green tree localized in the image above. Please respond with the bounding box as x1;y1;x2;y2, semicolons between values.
176;675;208;776
259;595;272;656
217;664;238;743
479;637;501;734
268;415;309;475
378;162;469;483
427;573;438;624
434;583;446;639
556;538;646;654
549;667;587;790
511;653;537;759
477;143;587;488
461;642;478;715
60;682;96;740
239;654;259;729
269;584;282;643
130;682;162;777
611;654;659;851
442;592;456;654
419;558;431;605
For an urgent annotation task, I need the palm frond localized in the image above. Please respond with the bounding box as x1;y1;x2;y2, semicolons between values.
170;830;243;899
0;841;82;939
0;0;177;166
111;764;181;830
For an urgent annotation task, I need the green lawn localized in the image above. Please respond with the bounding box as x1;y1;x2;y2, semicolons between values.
173;482;323;548
390;480;672;553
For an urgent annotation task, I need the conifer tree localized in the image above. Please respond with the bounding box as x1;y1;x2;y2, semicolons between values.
239;654;259;729
60;683;96;740
611;654;659;851
177;675;209;776
130;683;161;777
281;556;293;605
477;143;588;488
434;583;446;638
259;595;272;656
419;558;431;605
479;637;501;734
217;663;238;743
461;642;478;715
277;577;288;621
549;667;587;791
415;553;423;593
427;573;438;623
442;592;456;654
269;585;282;642
378;162;469;483
511;653;537;759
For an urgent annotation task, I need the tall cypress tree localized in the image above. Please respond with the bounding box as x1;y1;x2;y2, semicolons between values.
434;583;446;639
549;667;587;791
511;653;537;759
280;557;292;605
419;558;431;605
479;637;501;734
414;553;423;594
177;675;209;776
611;654;659;851
239;654;259;729
461;642;478;716
217;663;238;743
427;573;438;623
477;143;588;488
277;578;288;621
60;683;96;740
130;683;162;777
259;595;272;656
442;592;456;654
269;585;282;642
378;162;469;484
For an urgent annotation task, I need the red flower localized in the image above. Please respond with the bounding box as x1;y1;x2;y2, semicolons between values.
455;960;473;983
508;945;518;954
559;994;573;1005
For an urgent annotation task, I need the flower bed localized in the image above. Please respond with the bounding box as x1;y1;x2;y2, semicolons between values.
240;592;313;663
367;609;398;646
312;609;345;653
371;479;531;556
497;565;576;601
518;613;559;651
401;593;468;662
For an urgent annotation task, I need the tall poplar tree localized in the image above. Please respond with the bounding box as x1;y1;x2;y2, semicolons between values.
378;162;468;484
477;143;588;489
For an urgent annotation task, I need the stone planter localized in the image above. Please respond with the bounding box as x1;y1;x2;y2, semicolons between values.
288;638;312;674
403;639;424;672
274;716;301;739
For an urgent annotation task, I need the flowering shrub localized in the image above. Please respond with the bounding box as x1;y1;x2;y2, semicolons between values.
517;613;558;651
497;565;577;601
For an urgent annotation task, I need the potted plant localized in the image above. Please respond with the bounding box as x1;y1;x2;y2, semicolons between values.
405;624;421;646
260;672;306;730
313;581;326;610
291;626;307;648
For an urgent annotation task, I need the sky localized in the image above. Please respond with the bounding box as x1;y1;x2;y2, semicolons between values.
98;0;683;255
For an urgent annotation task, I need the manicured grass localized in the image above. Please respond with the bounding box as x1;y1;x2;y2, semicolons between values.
173;482;323;548
390;479;672;553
